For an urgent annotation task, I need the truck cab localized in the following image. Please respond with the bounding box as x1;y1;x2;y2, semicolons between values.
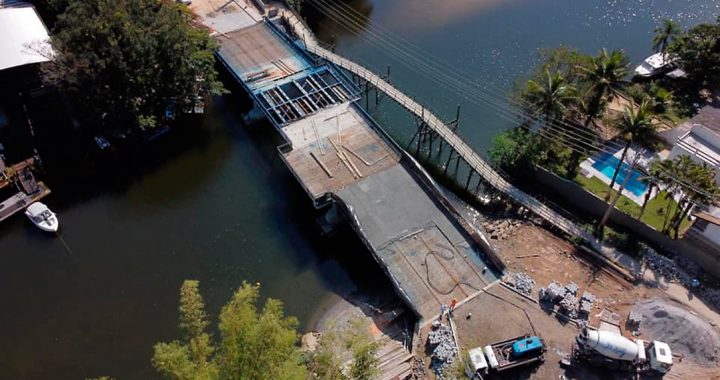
512;336;545;358
648;341;673;374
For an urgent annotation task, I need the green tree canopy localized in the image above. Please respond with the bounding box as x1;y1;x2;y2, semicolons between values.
523;69;577;122
653;19;681;56
577;48;630;127
152;281;307;380
670;17;720;85
44;0;224;134
606;101;656;193
654;156;720;238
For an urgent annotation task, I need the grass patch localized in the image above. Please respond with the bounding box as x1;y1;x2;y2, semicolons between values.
574;175;690;232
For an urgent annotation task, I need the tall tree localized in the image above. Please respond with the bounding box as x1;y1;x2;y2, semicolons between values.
152;280;217;380
652;19;681;59
577;49;630;127
44;0;224;134
523;69;576;122
607;101;655;194
152;281;307;380
637;161;665;220
669;17;720;85
662;156;720;238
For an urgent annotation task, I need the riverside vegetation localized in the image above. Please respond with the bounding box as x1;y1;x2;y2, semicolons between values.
39;0;224;135
148;281;380;380
489;17;720;239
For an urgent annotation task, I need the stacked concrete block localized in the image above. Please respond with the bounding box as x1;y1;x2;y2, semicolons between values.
559;293;579;319
540;281;566;302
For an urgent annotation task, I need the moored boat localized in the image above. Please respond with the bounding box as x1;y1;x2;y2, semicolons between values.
634;52;677;78
25;202;59;232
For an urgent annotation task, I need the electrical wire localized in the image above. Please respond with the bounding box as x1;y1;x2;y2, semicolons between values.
303;0;720;200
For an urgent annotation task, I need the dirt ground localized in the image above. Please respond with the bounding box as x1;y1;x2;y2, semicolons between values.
438;221;720;379
494;222;662;330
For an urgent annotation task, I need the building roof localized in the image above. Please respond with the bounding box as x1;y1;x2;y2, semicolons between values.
688;105;720;135
0;4;53;71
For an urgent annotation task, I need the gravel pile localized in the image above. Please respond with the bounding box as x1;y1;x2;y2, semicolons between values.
633;299;720;367
641;245;720;309
427;324;457;378
504;272;536;296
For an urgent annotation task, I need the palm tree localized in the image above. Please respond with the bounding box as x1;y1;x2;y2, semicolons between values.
637;161;665;220
524;69;577;122
652;19;680;60
577;49;630;127
607;101;655;194
646;81;673;114
665;157;720;238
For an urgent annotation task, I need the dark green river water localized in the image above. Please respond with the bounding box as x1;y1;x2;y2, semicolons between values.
0;0;717;378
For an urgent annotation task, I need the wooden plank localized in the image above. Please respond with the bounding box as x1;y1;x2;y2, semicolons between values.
309;151;332;178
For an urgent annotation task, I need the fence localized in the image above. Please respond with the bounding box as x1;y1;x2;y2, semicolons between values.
534;166;720;277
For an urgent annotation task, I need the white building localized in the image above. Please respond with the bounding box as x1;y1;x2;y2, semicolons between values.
663;106;720;248
667;106;720;183
0;1;53;72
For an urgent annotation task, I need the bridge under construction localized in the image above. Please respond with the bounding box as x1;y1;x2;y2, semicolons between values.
201;6;503;323
193;0;619;323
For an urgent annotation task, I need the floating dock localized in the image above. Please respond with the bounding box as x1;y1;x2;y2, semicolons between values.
0;157;50;223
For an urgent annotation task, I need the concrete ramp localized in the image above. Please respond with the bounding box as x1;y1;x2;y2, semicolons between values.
338;164;498;319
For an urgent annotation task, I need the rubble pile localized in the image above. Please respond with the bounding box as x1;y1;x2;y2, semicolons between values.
641;245;720;308
504;272;536;296
641;246;692;284
483;218;526;240
427;324;457;378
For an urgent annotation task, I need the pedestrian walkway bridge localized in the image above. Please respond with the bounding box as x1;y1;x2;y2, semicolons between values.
281;10;595;245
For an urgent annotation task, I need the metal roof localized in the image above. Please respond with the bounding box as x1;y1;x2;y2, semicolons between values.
0;4;53;71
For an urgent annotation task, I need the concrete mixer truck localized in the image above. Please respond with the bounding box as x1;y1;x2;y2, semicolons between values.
573;327;673;375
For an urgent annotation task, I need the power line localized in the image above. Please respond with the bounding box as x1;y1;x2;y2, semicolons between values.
302;0;720;200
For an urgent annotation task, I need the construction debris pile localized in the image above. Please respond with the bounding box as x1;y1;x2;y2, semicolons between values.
641;245;720;308
427;324;457;378
483;218;526;240
539;281;594;320
504;272;536;296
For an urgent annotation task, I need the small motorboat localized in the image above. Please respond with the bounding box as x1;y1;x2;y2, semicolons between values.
634;52;677;78
25;202;59;232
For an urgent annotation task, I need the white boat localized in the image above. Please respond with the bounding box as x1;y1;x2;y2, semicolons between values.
634;53;676;78
25;202;59;232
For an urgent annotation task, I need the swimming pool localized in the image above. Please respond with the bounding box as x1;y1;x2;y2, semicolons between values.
591;152;648;197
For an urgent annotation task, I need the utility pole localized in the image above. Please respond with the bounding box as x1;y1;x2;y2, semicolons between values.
596;151;642;238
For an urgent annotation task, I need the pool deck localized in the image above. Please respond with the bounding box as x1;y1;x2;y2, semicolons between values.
579;148;655;205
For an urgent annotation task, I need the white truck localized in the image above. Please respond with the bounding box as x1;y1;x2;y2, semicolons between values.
574;327;673;375
468;335;546;378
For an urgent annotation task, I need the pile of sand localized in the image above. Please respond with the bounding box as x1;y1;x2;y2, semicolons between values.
632;299;720;367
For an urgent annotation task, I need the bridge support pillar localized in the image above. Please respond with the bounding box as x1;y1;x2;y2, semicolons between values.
465;169;474;190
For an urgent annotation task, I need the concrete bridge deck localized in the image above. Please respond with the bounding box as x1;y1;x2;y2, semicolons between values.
209;15;501;320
